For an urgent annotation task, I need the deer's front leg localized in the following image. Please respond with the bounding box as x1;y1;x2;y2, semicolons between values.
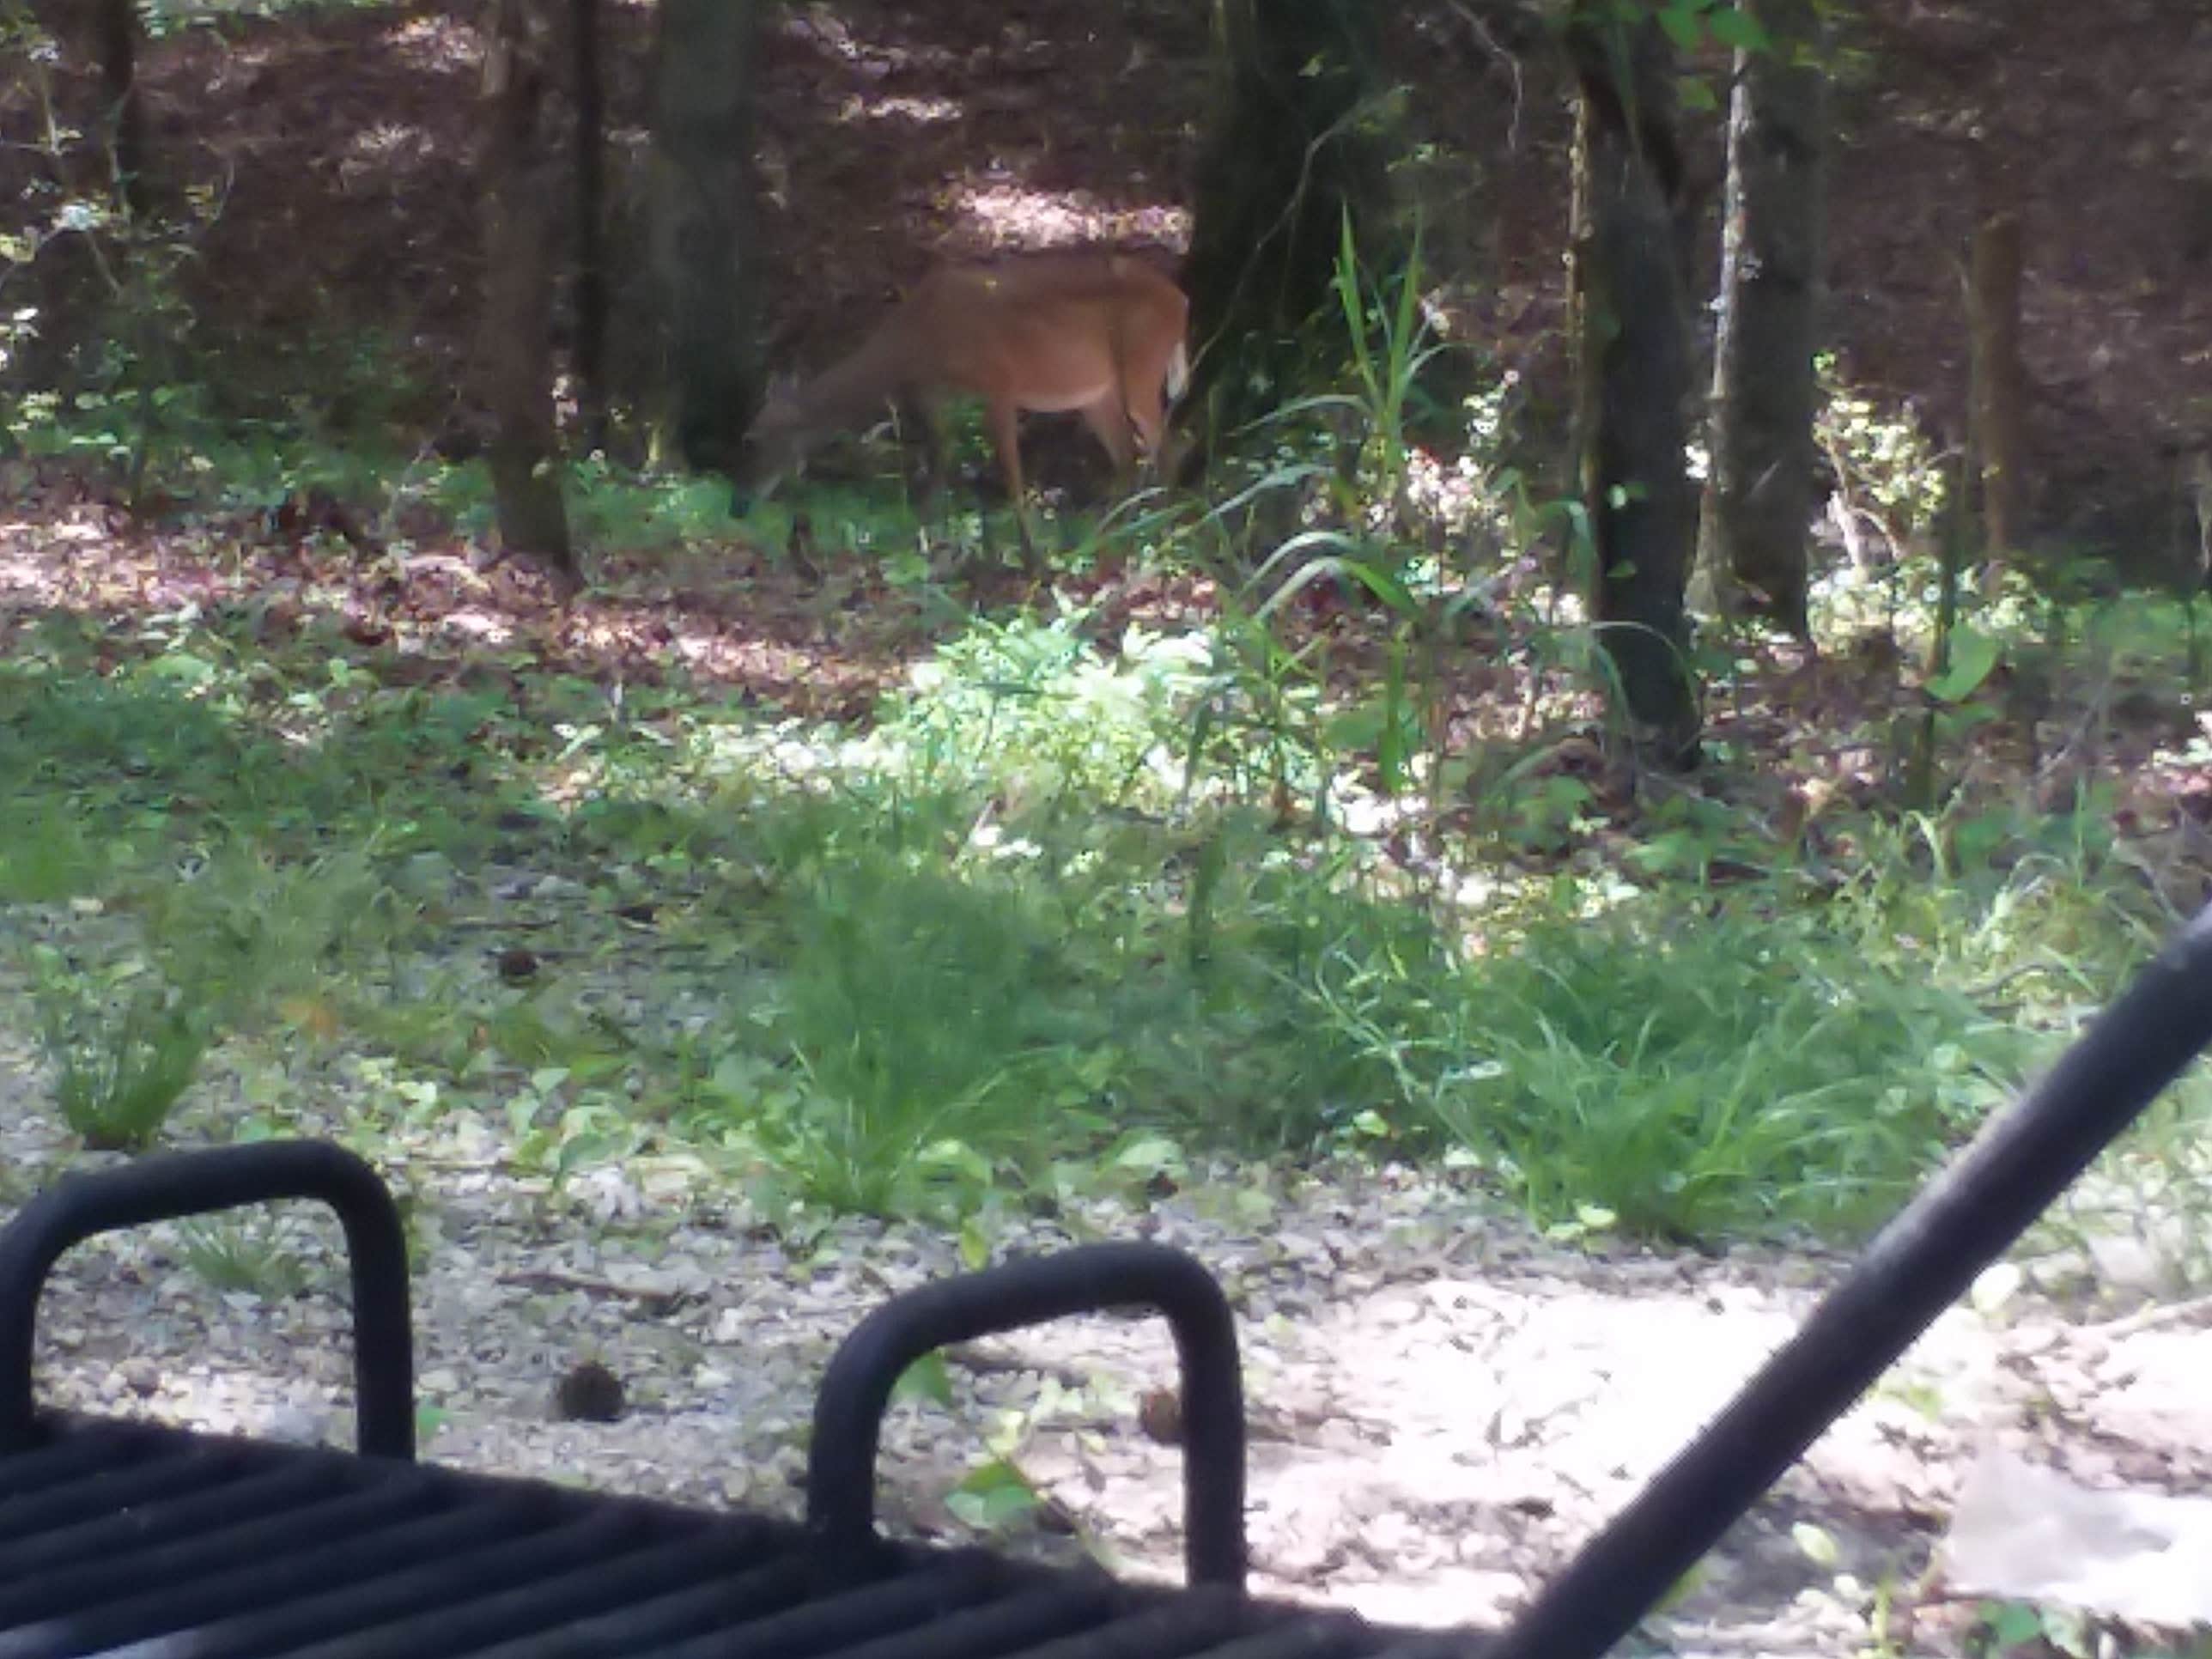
985;398;1041;571
892;391;948;508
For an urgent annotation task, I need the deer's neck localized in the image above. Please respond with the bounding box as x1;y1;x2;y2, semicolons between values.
791;325;919;429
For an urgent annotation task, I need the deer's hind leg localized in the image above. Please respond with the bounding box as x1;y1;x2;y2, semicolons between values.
1073;389;1154;580
1077;392;1142;495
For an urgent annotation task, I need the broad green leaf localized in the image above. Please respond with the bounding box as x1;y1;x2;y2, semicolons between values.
1708;7;1771;52
891;1352;955;1408
1791;1521;1840;1568
1927;627;2000;702
1658;6;1704;50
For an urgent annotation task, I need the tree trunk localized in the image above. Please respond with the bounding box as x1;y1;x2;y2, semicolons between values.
1180;0;1391;439
571;0;608;457
1968;187;2028;562
2192;450;2211;587
93;0;146;216
649;0;762;478
480;0;577;592
1700;0;1826;641
1568;11;1701;767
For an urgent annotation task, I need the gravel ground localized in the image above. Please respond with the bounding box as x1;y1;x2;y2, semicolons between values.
3;1025;2208;1657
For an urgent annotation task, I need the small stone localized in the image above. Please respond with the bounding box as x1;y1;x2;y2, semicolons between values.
1138;1387;1182;1445
264;1405;328;1446
118;1358;161;1397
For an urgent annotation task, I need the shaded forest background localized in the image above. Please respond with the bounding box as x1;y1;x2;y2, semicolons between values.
8;0;2209;570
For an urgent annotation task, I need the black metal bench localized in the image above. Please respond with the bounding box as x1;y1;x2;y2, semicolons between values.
5;905;2211;1659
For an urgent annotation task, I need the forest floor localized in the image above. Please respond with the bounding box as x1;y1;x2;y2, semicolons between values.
25;0;2203;563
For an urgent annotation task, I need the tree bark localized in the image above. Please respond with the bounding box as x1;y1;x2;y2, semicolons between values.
1700;0;1826;640
480;0;577;592
571;0;608;457
1180;0;1392;438
2190;449;2211;589
93;0;146;216
1968;187;2028;561
1569;11;1701;767
649;0;762;478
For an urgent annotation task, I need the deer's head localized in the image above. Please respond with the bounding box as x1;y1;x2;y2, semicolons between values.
739;374;814;501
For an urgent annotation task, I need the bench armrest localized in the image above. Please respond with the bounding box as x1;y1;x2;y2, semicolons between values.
0;1139;414;1459
809;1241;1247;1591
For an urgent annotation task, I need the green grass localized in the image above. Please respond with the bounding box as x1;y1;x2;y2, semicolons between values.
4;365;2207;1257
3;568;2195;1246
30;949;216;1151
174;1215;316;1300
1428;906;2030;1240
720;852;1104;1215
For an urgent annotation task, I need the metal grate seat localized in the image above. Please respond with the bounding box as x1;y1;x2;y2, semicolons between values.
0;1413;1443;1659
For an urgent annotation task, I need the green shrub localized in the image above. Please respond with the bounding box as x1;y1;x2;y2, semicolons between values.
32;951;215;1151
1403;904;2030;1242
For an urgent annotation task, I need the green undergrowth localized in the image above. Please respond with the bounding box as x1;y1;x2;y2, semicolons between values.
9;352;738;566
10;358;1168;583
1;578;2203;1251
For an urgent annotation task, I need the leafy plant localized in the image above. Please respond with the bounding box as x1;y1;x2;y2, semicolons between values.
510;1081;651;1189
0;795;120;903
728;854;1101;1216
1322;213;1447;541
876;611;1216;812
143;842;386;1035
945;1455;1047;1533
174;1215;315;1300
1345;899;2032;1243
31;949;216;1151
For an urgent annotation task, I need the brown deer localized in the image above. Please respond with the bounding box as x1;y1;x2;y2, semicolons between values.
744;250;1191;567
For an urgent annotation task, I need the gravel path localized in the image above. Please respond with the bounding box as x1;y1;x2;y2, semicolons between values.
3;1033;2207;1657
